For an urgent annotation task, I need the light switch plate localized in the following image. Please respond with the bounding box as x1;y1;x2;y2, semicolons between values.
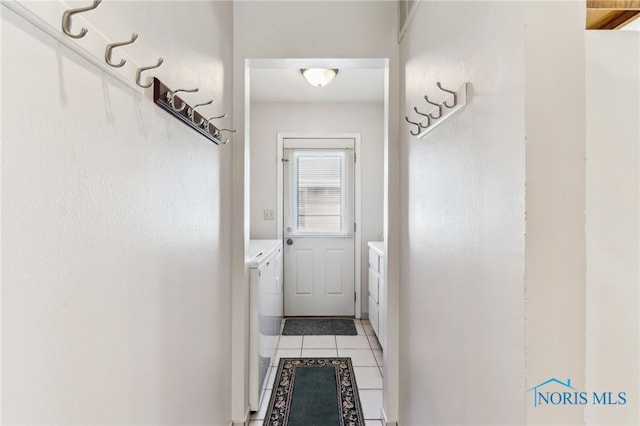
264;209;275;220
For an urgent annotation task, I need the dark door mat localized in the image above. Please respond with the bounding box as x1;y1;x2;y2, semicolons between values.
282;318;357;336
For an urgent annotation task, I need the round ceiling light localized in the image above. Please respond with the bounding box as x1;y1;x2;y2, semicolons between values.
300;68;339;87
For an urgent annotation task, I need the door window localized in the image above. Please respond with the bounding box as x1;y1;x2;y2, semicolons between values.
286;149;353;236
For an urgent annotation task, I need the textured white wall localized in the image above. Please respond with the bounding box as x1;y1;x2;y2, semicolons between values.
585;31;640;426
399;2;526;424
1;3;233;425
249;102;384;315
524;3;587;425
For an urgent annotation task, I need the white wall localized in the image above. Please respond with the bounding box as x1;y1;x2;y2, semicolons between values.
400;2;636;425
249;102;384;314
1;2;233;424
399;2;526;424
585;31;639;425
524;3;587;424
232;2;399;421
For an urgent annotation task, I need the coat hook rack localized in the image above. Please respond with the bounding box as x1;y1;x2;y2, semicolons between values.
153;78;232;145
406;82;469;139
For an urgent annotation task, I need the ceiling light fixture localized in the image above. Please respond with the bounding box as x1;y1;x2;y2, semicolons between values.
300;68;339;87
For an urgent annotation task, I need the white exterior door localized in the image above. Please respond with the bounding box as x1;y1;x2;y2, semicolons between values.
283;138;355;316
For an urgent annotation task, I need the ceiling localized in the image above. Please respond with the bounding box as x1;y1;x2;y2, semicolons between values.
250;68;384;104
586;0;640;29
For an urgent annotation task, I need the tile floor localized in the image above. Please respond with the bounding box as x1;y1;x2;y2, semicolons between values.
249;318;384;426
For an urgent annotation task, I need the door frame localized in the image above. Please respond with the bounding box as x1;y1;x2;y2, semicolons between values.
277;132;362;319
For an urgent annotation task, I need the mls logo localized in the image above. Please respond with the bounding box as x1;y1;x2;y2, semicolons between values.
527;378;627;408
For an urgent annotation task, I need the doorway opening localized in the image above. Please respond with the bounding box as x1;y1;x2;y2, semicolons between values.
243;57;394;422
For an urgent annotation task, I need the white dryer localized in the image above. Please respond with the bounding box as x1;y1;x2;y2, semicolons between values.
248;240;283;411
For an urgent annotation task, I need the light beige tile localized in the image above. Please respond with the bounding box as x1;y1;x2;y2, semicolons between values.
362;320;375;335
354;366;383;389
367;334;382;350
301;348;338;358
277;335;303;349
359;389;383;420
266;366;277;389
302;335;336;349
272;349;300;366
365;421;383;426
249;388;272;420
338;349;377;366
355;322;365;335
336;335;371;349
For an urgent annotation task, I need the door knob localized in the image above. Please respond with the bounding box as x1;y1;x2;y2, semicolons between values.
286;238;293;246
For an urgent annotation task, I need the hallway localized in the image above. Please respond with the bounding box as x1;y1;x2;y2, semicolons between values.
1;1;638;425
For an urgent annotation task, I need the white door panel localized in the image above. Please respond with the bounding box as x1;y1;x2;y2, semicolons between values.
325;249;344;294
295;249;313;294
283;140;355;316
284;238;354;316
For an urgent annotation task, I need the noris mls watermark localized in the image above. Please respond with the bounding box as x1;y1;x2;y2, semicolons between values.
527;378;627;408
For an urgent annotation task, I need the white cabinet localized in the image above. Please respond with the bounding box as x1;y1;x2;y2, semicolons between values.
367;241;384;349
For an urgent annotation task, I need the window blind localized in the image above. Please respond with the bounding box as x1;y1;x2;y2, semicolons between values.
294;153;345;234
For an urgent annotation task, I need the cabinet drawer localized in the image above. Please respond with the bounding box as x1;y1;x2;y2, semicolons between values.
368;296;379;337
369;250;380;273
368;268;379;304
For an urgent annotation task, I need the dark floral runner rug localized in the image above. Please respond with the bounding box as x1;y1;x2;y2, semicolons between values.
263;358;365;426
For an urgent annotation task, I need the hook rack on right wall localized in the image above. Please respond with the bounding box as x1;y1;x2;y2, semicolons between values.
405;82;469;139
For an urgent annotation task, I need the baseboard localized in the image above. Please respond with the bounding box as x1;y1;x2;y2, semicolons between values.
231;406;250;426
382;406;398;426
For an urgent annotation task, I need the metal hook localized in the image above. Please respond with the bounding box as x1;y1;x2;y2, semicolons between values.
437;82;457;108
206;114;227;121
105;33;138;68
187;100;214;126
405;116;424;136
135;58;164;89
61;0;102;39
166;88;199;112
412;107;433;128
204;114;228;133
214;128;236;145
423;95;443;119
